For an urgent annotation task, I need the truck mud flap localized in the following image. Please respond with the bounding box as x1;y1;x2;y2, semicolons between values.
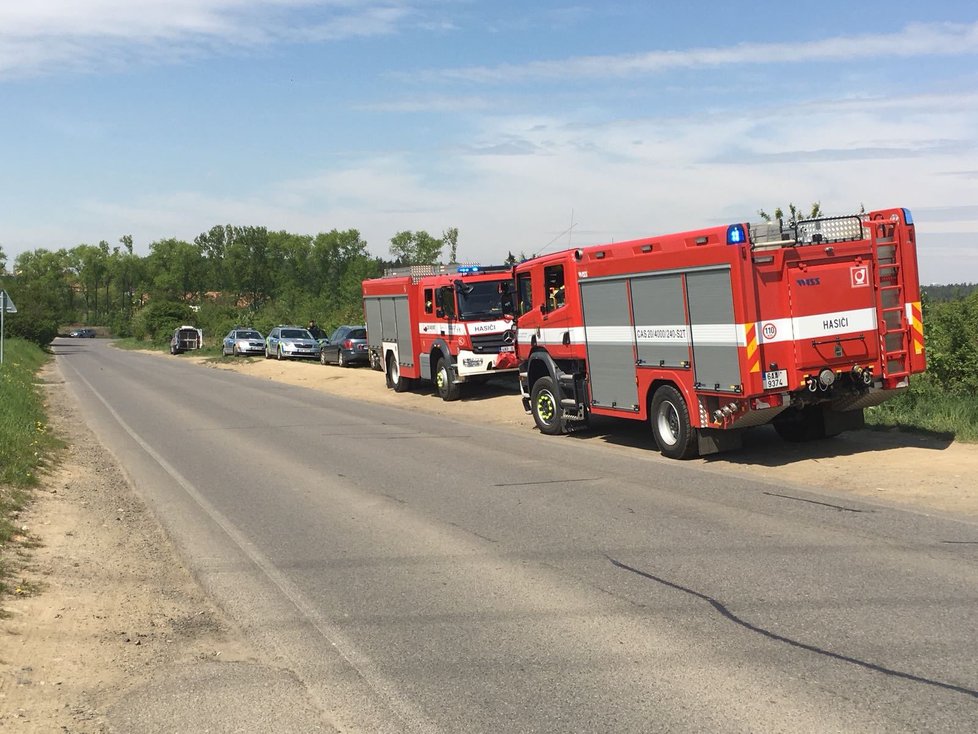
697;428;744;456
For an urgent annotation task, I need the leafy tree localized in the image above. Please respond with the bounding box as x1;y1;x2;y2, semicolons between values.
267;230;313;313
922;283;978;303
443;227;459;263
12;249;76;323
109;237;143;328
72;242;111;321
389;230;443;265
132;300;195;344
0;245;6;275
145;238;205;302
194;224;236;293
225;226;276;310
921;292;978;394
1;254;66;346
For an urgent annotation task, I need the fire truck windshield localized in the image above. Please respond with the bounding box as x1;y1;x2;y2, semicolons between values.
457;279;512;320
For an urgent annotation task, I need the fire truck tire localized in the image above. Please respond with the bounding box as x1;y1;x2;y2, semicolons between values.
387;353;412;393
773;406;828;442
435;357;461;401
651;385;697;460
531;376;564;435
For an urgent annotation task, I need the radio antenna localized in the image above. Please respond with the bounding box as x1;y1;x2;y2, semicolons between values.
536;210;577;256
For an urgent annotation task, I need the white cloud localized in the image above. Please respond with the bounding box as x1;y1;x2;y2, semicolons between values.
0;0;414;77
424;21;978;83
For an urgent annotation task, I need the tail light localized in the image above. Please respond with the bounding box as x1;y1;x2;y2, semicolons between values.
342;339;353;349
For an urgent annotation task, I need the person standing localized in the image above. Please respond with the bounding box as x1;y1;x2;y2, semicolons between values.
307;320;326;340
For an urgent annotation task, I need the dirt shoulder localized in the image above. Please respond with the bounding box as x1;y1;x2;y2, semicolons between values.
3;349;977;731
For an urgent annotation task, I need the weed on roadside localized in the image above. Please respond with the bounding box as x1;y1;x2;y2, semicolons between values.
0;338;63;605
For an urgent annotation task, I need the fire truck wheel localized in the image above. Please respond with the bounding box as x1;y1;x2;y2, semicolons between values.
387;353;412;392
651;385;697;460
531;376;564;435
435;357;461;401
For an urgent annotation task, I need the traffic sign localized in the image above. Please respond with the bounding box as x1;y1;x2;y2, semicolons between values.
1;290;17;313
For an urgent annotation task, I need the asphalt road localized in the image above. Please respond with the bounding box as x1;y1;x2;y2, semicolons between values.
56;339;978;733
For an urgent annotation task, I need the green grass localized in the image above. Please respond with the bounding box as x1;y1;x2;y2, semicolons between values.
110;336;160;351
0;338;64;597
865;375;978;442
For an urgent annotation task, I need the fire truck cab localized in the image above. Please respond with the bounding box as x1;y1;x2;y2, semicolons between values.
363;265;519;400
515;208;925;458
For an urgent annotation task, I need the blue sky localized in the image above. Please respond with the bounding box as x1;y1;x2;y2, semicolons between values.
1;1;977;284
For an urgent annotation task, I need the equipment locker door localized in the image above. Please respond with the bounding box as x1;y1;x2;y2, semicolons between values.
364;298;382;351
392;296;414;367
631;273;691;368
379;296;414;367
786;260;879;371
686;269;741;392
581;278;639;411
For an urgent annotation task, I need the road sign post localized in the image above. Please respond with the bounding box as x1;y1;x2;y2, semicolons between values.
1;290;18;365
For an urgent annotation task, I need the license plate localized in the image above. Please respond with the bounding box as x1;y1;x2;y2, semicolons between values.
762;369;788;390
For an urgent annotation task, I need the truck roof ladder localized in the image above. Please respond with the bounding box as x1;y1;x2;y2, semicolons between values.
871;217;910;382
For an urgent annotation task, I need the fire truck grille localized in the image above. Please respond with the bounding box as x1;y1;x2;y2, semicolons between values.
470;333;511;354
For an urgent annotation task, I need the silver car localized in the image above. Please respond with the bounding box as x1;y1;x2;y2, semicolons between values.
265;325;320;360
222;328;265;356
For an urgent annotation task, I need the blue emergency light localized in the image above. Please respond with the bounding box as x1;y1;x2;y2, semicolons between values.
726;224;746;245
457;266;481;274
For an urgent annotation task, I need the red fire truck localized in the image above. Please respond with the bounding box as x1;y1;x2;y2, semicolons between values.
515;207;925;458
363;265;518;400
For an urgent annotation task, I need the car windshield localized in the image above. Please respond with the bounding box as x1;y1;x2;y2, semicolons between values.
237;331;262;339
457;279;511;320
282;329;312;339
348;328;366;339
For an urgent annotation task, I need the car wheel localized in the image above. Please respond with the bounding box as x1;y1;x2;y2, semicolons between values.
650;385;698;459
435;357;460;401
338;351;348;368
277;345;285;361
320;349;328;365
531;376;564;435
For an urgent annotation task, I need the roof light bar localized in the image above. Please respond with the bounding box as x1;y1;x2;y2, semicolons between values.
795;215;864;245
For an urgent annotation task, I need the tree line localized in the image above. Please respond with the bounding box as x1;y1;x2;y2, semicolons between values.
0;225;460;346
